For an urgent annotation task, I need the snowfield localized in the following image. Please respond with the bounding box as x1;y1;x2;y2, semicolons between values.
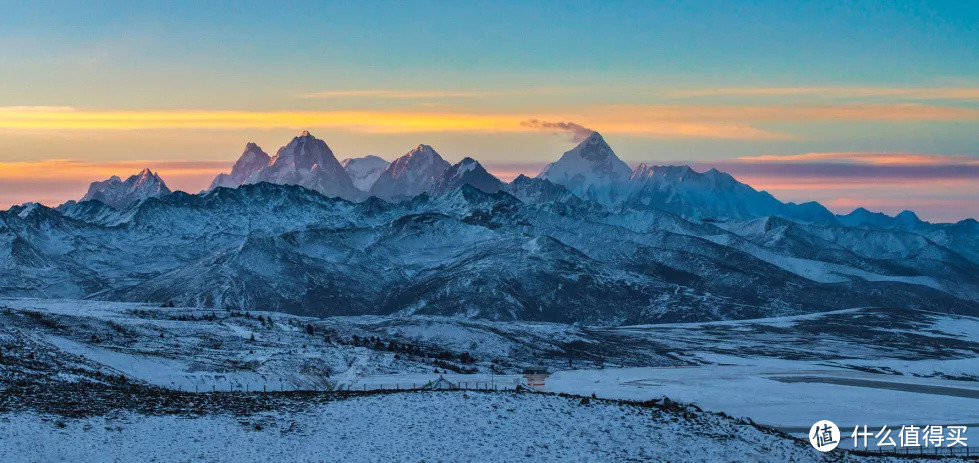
2;298;979;460
0;391;933;462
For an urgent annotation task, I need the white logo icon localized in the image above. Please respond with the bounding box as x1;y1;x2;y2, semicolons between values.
809;420;840;452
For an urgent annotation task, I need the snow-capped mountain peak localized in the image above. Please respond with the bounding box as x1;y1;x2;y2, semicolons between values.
268;131;339;171
565;131;617;162
80;168;171;209
536;131;632;204
895;210;926;227
207;131;361;201
341;155;390;192
430;157;504;196
410;143;434;154
631;164;737;187
836;207;928;230
369;144;451;201
209;142;271;190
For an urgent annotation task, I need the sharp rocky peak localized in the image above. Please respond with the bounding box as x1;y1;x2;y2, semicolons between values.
630;164;736;186
208;131;361;201
368;144;451;201
429;155;503;197
567;131;615;162
537;131;631;190
80;168;171;209
406;144;438;158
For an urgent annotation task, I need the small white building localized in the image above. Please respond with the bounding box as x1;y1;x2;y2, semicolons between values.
522;367;548;390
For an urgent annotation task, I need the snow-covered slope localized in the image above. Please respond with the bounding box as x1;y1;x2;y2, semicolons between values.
536;132;632;205
835;208;979;264
369;144;451;201
504;175;603;213
4;298;977;462
1;390;838;463
430;157;504;196
79;168;171;209
247;131;362;201
205;132;361;201
534;133;834;224
621;164;835;222
208;142;271;190
4;178;978;324
926;218;979;264
341;155;389;191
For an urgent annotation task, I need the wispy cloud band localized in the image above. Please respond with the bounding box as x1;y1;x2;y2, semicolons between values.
2;103;976;141
298;87;582;99
671;86;979;100
737;152;979;166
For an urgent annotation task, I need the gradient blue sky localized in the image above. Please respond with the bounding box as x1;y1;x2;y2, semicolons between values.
1;1;977;221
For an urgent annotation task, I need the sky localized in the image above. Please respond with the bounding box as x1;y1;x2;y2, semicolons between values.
1;0;977;221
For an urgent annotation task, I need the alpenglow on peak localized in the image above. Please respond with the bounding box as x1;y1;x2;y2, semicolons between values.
207;131;362;201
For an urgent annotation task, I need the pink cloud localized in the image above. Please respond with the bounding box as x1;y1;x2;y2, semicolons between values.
737;152;979;166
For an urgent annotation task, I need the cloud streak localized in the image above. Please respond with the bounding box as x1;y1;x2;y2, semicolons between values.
737;152;979;166
519;119;595;142
0;103;976;142
299;90;500;99
671;86;979;100
298;87;583;99
586;104;979;122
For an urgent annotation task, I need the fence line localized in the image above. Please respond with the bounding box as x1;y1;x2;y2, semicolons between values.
177;376;519;395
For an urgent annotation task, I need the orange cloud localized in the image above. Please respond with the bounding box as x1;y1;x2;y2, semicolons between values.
2;103;974;141
0;106;789;140
0;159;227;180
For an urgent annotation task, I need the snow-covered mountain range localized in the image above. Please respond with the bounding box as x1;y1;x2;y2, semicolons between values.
206;131;362;201
3;130;977;324
78;168;171;209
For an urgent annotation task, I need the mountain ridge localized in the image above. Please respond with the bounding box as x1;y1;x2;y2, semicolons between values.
79;168;171;209
369;144;452;201
206;132;362;201
6;178;977;324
